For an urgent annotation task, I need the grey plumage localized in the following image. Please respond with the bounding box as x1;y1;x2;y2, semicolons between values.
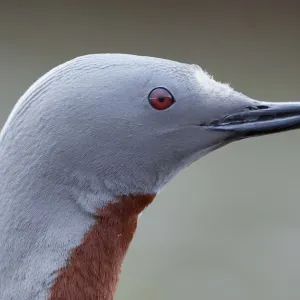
0;54;299;299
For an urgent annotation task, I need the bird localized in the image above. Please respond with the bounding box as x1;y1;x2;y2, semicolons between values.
0;53;300;300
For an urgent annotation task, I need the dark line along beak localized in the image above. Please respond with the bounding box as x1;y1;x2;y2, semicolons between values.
201;102;300;138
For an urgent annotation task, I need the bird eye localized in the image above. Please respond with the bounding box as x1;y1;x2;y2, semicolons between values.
148;87;175;110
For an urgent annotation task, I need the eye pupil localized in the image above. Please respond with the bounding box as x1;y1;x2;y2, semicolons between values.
148;87;175;111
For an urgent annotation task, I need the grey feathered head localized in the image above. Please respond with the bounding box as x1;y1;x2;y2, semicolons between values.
2;53;300;212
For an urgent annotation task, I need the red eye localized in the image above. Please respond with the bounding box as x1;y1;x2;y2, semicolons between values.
148;87;175;110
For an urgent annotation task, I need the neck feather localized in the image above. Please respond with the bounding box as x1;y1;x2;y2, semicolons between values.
48;193;156;300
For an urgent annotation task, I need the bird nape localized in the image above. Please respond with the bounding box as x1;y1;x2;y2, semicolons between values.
0;53;299;300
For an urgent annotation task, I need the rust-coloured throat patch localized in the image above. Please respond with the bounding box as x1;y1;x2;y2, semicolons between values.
49;193;156;300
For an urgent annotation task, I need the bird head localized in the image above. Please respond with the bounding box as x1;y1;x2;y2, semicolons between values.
4;53;300;211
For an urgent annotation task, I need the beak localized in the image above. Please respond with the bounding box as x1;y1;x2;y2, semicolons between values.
201;101;300;138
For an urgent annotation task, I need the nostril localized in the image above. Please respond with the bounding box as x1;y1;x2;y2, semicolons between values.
256;105;269;110
245;105;269;111
201;104;273;127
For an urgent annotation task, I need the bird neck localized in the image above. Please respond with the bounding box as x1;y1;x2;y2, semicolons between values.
0;121;157;299
0;148;155;300
48;193;156;300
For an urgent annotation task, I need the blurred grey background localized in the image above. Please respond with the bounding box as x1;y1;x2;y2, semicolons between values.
1;1;300;299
